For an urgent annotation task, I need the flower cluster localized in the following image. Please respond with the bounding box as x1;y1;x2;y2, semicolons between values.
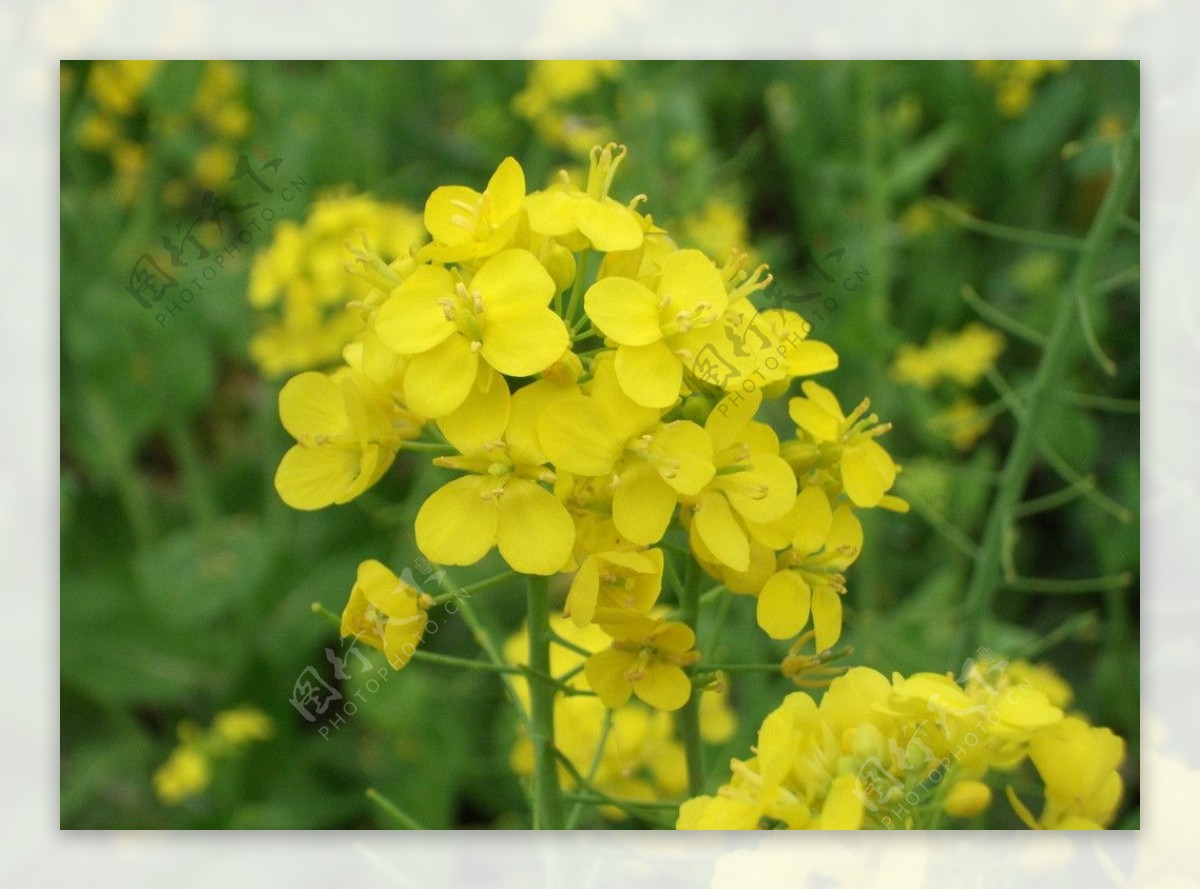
249;193;426;376
73;61;253;208
153;706;273;806
505;615;735;811
272;144;907;699
890;322;1006;451
678;657;1125;830
513;61;621;154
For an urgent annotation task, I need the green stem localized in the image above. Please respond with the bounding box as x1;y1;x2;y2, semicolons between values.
427;568;532;731
677;558;705;797
951;130;1138;669
932;198;1086;251
565;249;593;327
365;788;426;829
428;570;515;604
565;710;613;829
526;574;565;829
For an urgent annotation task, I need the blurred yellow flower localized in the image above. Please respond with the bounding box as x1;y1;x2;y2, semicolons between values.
891;322;1005;390
153;747;211;806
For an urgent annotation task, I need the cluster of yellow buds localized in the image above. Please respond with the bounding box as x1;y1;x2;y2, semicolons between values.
679;656;1125;830
74;61;254;208
153;706;273;806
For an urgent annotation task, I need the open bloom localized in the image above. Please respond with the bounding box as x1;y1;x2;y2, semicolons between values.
564;548;664;627
687;389;798;573
788;380;905;509
420;156;526;263
585;248;728;407
539;356;715;545
374;249;569;417
584;614;699;711
274;367;422;510
755;486;863;648
525;142;644;252
415;382;575;575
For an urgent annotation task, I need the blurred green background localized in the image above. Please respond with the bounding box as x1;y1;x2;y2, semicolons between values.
59;60;1139;829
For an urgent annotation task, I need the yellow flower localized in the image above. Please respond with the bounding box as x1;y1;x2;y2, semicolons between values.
1015;717;1125;829
78;114;119;151
340;559;431;670
585;247;727;407
415;381;575;575
526;143;644;253
249;194;426;377
539;356;715;545
890;323;1006;390
931;397;993;451
87;60;160;116
420;156;527;263
585;614;698;711
755;486;862;648
687;389;797;573
788;381;905;510
374;249;569;417
153;746;211;806
212;707;274;744
192;143;237;191
943;779;993;819
563;548;664;627
273;367;422;510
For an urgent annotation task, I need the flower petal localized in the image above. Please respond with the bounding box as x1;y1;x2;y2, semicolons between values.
484;157;526;223
584;276;662;346
480;303;569;377
473;248;555;312
756;570;811;640
842;439;897;507
612;462;677;546
415;475;500;566
564;554;601;626
792;486;834;555
437;366;512;455
614;341;683;409
278;372;350;440
423;185;481;246
496;478;574;575
585;648;635;708
811;585;843;651
274;444;359;510
693;491;750;572
538;394;625;477
576;197;643;251
788;394;840;442
374;265;457;355
659;249;728;316
403;334;479;418
635;662;692;711
649;421;715;495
